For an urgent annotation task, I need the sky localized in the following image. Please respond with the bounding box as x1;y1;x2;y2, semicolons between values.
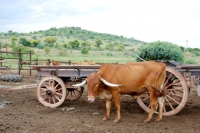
0;0;200;48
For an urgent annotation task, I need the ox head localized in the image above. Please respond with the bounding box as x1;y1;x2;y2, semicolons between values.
71;73;121;102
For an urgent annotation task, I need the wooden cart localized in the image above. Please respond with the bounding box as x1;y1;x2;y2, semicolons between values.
32;61;200;115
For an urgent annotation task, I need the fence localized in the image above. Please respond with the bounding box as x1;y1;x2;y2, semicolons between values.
0;50;72;76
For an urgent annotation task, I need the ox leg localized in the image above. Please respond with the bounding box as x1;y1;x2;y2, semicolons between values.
155;96;164;122
112;93;121;123
103;99;112;121
144;92;158;123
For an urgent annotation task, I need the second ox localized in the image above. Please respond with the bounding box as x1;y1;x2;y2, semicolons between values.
72;61;166;123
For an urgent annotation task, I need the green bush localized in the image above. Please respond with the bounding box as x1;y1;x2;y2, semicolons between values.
43;46;50;54
136;41;185;63
37;44;44;49
19;37;31;47
12;46;34;57
193;51;200;56
118;44;125;51
81;48;89;54
106;52;113;56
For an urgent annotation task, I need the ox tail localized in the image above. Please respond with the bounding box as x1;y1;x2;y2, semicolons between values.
152;86;167;97
153;63;166;97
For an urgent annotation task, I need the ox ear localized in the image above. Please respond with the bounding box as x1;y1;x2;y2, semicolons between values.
71;80;87;87
100;78;121;87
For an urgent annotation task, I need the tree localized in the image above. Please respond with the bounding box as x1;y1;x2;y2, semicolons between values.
95;38;103;48
44;36;56;46
63;42;68;48
43;46;50;54
118;44;125;51
81;41;90;48
106;43;114;50
12;46;34;57
81;48;89;54
68;39;80;49
32;39;39;47
180;46;185;52
11;36;17;44
19;37;31;46
136;41;185;63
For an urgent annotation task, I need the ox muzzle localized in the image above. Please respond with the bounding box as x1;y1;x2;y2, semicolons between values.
88;96;95;102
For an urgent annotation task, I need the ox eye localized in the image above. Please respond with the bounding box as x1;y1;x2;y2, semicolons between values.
95;84;98;87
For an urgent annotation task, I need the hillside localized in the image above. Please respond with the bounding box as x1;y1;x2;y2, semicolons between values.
0;26;146;49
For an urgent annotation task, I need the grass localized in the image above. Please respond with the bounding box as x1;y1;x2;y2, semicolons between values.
0;48;136;70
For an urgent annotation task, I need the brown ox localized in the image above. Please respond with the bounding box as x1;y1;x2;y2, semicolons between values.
72;61;166;123
75;60;96;65
44;61;61;66
50;61;61;66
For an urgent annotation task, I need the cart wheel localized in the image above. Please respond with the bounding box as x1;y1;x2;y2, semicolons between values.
65;82;84;101
137;67;188;116
37;76;66;108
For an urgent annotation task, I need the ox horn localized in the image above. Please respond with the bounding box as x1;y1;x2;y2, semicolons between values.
71;80;87;87
100;78;121;87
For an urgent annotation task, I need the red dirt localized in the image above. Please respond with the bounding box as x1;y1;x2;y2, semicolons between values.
1;75;200;133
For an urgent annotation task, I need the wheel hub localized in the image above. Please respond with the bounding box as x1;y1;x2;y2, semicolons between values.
46;90;52;95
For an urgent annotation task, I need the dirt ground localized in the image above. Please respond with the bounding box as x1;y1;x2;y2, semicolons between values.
1;74;200;133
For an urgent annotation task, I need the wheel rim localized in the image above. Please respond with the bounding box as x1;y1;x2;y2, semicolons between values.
37;76;66;108
65;82;84;101
137;67;188;116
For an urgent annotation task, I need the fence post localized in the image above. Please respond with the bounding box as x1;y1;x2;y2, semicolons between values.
48;59;51;65
0;56;2;67
18;49;21;75
29;50;32;76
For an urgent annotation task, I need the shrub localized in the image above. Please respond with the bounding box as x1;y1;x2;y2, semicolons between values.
19;37;31;47
106;52;113;56
136;41;185;63
81;48;89;54
193;51;200;56
118;44;125;51
43;46;50;54
37;44;44;49
12;46;34;57
106;43;114;50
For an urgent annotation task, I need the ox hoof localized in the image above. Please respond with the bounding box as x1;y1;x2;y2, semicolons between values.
155;117;162;122
102;117;108;121
144;119;150;123
113;119;119;123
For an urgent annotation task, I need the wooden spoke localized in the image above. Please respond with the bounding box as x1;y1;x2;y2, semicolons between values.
165;79;180;89
168;91;183;98
164;97;174;110
55;95;61;101
165;95;180;105
56;92;63;96
142;95;149;102
54;84;60;89
164;72;173;86
52;97;56;104
65;83;84;101
42;82;49;88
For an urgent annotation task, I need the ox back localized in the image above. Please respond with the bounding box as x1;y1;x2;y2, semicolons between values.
97;61;166;95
